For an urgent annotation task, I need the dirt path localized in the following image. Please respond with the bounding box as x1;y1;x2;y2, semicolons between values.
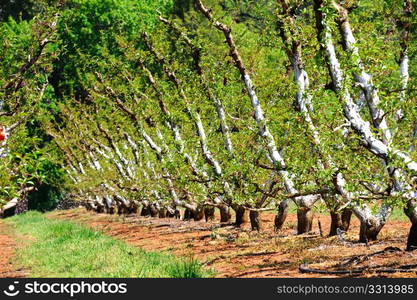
50;208;417;278
0;221;27;278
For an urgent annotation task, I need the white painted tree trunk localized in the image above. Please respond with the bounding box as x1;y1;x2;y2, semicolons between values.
397;53;409;121
196;0;319;212
124;133;141;167
396;0;412;121
213;97;234;153
157;15;235;155
194;112;222;176
93;141;128;179
315;0;417;174
334;2;392;145
313;0;417;239
143;36;226;180
141;41;237;216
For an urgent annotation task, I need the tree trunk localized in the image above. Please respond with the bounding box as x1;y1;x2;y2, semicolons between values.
140;205;150;216
0;198;18;218
233;205;247;227
130;202;139;214
149;204;159;217
85;202;93;211
329;209;352;236
183;205;204;221
249;210;261;231
297;207;313;234
166;205;177;218
204;206;215;222
358;221;382;243
158;207;167;218
14;197;28;215
117;202;127;215
405;200;417;251
96;204;105;213
219;205;231;223
406;220;417;251
353;205;390;243
274;199;289;231
342;209;352;230
183;208;194;221
167;209;180;219
193;207;205;221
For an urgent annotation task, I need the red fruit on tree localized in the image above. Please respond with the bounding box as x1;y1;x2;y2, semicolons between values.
0;127;6;141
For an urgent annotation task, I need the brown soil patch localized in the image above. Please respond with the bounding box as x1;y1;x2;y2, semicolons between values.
49;208;417;278
0;221;27;278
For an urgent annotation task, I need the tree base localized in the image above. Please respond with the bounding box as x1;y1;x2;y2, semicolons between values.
297;207;313;234
219;205;231;223
158;207;167;218
406;221;417;251
274;200;289;231
233;205;247;227
149;204;158;217
359;221;382;243
140;205;151;216
183;208;194;221
204;206;215;222
405;201;417;251
249;210;261;231
329;209;352;236
193;208;205;221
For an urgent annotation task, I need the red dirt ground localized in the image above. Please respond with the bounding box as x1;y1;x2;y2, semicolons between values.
49;208;417;278
0;221;27;278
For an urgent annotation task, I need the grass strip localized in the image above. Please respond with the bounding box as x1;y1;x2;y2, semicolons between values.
6;211;210;278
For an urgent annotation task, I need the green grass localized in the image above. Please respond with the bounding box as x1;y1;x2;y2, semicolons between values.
390;207;408;221
6;211;211;278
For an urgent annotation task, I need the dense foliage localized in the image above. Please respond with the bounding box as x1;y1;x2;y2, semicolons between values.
1;0;417;250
